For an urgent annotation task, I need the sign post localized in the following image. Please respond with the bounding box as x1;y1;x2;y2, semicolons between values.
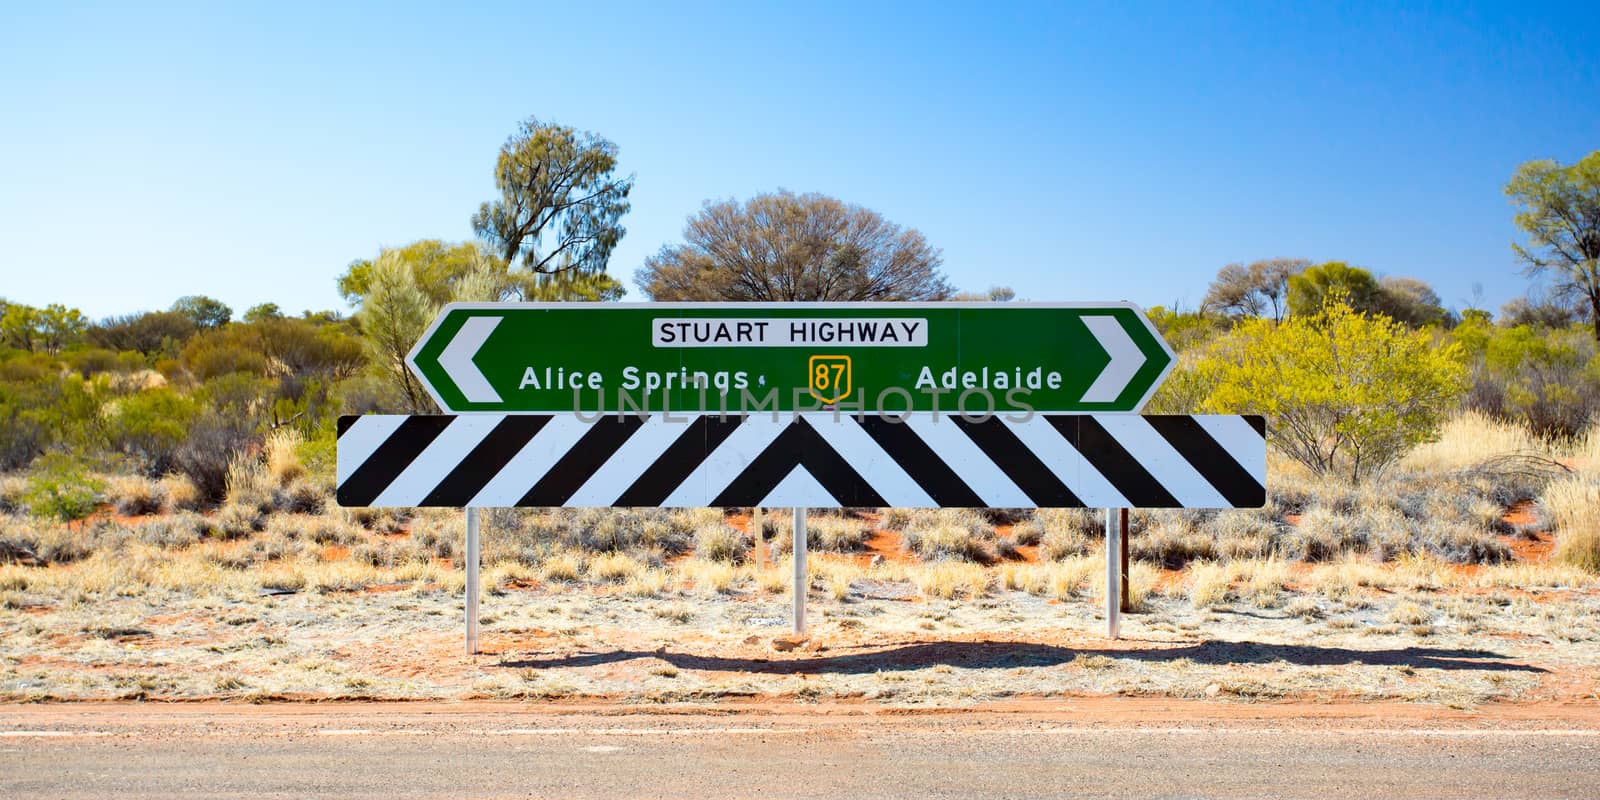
465;507;481;655
792;508;807;634
1105;508;1121;639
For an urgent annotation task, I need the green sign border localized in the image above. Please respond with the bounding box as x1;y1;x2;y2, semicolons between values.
407;301;1176;414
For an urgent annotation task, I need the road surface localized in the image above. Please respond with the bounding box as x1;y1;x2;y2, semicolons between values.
4;699;1599;798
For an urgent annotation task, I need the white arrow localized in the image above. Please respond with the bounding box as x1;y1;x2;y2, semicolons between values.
438;316;503;404
1079;315;1145;403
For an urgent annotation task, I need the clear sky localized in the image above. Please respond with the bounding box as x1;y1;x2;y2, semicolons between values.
2;1;1596;319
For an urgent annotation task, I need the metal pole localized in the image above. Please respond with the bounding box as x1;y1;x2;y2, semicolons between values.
1104;508;1121;639
792;508;807;634
752;506;764;567
466;507;481;656
1120;507;1131;613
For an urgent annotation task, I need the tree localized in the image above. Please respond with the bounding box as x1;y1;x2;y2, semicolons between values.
343;240;625;413
1506;151;1600;341
243;303;283;323
1287;262;1381;318
1500;292;1586;328
471;117;632;276
0;303;41;351
1201;258;1309;321
952;286;1017;302
1168;296;1467;482
88;311;198;356
637;190;951;301
354;251;436;413
36;305;86;355
0;303;87;354
171;295;232;329
1374;276;1447;328
339;240;624;308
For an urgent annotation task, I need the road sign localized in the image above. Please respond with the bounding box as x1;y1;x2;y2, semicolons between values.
406;302;1175;414
336;413;1265;509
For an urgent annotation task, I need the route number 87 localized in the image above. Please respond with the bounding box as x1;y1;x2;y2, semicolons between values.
807;355;852;404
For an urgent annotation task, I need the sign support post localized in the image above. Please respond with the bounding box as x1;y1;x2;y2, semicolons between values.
752;507;764;566
792;508;807;634
466;507;481;655
1104;508;1121;639
1119;508;1131;613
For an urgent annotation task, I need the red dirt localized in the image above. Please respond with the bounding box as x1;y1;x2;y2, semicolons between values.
1501;500;1554;563
860;528;915;566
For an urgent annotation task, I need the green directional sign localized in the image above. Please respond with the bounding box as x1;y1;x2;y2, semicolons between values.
407;302;1174;413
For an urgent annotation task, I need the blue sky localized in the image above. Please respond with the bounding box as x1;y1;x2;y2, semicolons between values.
2;1;1596;319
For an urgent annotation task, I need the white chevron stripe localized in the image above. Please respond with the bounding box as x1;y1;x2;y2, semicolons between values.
801;413;935;507
467;416;593;506
370;416;502;507
1093;416;1229;508
901;415;1031;507
1009;416;1130;508
566;415;689;506
335;416;407;486
1193;415;1267;479
758;466;833;507
661;415;790;506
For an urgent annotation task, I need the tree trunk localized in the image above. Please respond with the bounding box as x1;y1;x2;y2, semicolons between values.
1590;292;1600;342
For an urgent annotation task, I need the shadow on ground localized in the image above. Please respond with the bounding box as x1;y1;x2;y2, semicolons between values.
496;640;1546;675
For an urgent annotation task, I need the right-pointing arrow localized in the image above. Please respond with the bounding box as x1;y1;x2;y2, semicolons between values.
1079;315;1146;403
439;316;503;404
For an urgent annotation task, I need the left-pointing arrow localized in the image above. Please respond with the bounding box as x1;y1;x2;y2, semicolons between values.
1079;315;1146;404
438;316;503;403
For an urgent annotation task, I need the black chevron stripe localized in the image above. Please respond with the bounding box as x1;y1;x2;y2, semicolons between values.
953;416;1084;507
615;415;745;506
1144;416;1266;508
336;415;358;437
1049;416;1180;507
1245;414;1265;437
854;416;985;507
336;416;455;507
711;418;887;507
419;415;551;506
517;415;647;506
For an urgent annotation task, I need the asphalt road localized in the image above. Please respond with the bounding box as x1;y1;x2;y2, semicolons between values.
4;701;1599;799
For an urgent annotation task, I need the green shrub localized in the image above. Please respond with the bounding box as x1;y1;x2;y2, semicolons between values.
1173;297;1468;481
1455;317;1600;438
24;457;103;521
107;388;197;475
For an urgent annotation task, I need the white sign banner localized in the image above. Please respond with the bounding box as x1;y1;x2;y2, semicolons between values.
651;318;929;348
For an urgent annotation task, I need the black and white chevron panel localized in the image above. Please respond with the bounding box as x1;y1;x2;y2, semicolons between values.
335;413;1265;509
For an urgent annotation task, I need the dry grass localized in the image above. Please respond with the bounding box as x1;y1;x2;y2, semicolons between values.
1186;562;1231;608
1544;476;1600;572
1401;410;1551;473
105;475;163;516
693;523;747;563
0;477;27;514
159;474;203;512
910;560;990;599
264;429;305;486
902;510;995;563
804;514;872;552
588;552;646;583
539;551;584;583
676;558;740;595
